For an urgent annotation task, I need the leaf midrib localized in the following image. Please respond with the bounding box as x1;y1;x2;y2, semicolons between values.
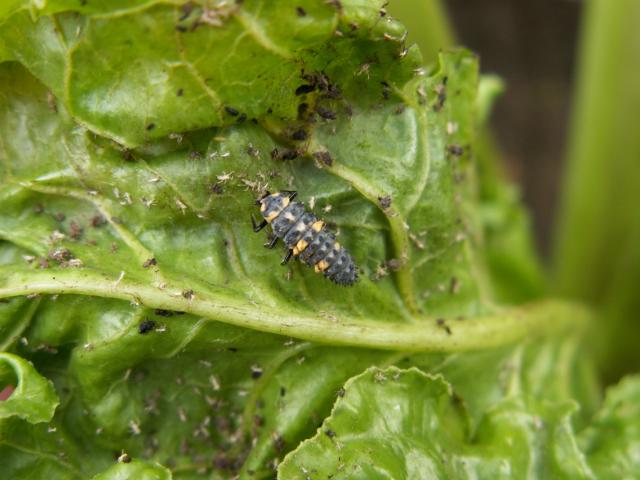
0;267;590;352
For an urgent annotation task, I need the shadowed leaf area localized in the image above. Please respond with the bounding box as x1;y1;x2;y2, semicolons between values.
0;1;636;479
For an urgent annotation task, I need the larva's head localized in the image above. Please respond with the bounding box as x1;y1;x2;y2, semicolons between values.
258;192;291;223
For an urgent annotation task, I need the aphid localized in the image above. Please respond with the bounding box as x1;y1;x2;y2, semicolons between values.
139;319;156;334
252;191;358;286
315;106;337;120
295;84;315;95
142;257;157;268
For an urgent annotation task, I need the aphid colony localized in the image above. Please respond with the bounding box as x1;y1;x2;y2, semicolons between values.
252;191;358;286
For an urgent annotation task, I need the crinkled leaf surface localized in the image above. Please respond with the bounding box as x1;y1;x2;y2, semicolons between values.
278;366;588;479
578;375;640;477
0;1;631;479
0;2;518;346
280;366;640;480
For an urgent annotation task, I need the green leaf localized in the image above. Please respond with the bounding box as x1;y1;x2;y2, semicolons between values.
278;365;597;479
92;459;173;480
0;30;564;345
0;0;413;148
0;352;59;423
579;375;640;478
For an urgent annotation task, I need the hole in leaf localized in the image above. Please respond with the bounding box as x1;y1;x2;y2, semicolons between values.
0;385;14;401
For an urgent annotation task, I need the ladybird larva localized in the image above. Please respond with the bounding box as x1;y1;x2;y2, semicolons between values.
252;191;358;286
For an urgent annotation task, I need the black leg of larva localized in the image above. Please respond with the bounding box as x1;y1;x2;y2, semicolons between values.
281;250;293;265
254;191;271;205
264;235;279;249
251;215;268;232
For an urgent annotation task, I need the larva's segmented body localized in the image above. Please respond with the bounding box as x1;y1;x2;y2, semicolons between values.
252;191;358;286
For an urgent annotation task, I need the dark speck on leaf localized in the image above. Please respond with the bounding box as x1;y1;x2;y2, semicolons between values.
48;248;72;262
91;215;106;227
344;104;353;117
175;25;188;33
378;195;392;209
291;129;307;141
122;149;134;161
210;183;224;194
179;2;193;21
297;102;309;117
154;309;174;317
270;148;280;160
250;365;263;379
228;347;238;352
295;84;315;95
437;318;452;335
386;258;402;270
324;429;336;438
296;6;306;16
225;106;239;116
189;151;202;159
267;107;273;114
33;203;44;214
70;221;82;240
316;106;337;120
323;84;341;99
337;387;345;397
313;150;333;167
449;276;460;294
394;104;406;115
447;144;464;156
146;123;155;131
176;88;184;96
212;453;232;471
253;415;264;429
55;212;66;222
381;81;391;100
138;319;156;334
273;434;285;453
237;113;247;123
433;83;447;112
47;91;57;112
182;289;194;300
117;452;131;463
247;145;259;157
280;386;286;397
280;149;299;161
143;257;157;268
